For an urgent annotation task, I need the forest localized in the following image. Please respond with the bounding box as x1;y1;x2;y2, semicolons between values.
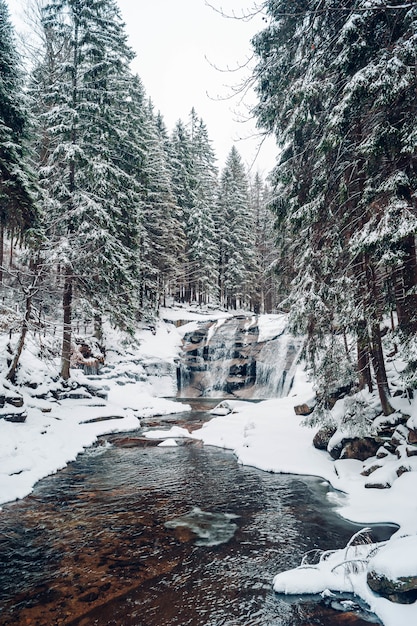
2;0;417;426
253;0;417;421
2;2;417;624
0;0;277;384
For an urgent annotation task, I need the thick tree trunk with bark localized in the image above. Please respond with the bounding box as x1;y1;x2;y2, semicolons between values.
357;320;373;392
60;270;73;380
370;322;394;416
6;293;32;383
396;234;417;334
364;255;394;415
0;222;3;284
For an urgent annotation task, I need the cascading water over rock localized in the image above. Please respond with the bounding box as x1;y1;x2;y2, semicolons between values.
177;315;302;399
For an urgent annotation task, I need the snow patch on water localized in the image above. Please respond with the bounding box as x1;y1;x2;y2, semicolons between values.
165;507;239;546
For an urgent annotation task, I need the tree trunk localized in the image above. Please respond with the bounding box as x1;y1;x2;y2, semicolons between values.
9;232;13;267
0;222;4;284
93;312;103;342
396;234;417;334
60;270;73;380
6;293;32;383
357;320;373;392
370;322;394;416
363;255;393;415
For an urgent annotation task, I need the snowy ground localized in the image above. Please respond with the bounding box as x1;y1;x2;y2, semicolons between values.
1;305;417;626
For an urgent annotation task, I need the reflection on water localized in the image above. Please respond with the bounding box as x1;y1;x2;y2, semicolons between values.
0;407;384;625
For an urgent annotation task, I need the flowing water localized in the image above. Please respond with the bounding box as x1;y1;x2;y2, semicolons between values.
0;402;387;626
177;316;302;399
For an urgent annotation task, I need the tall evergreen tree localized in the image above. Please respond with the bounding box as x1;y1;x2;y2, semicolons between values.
169;118;197;301
252;0;417;415
249;173;277;313
169;111;220;304
31;0;142;378
217;146;257;309
187;110;219;303
0;0;39;278
140;102;185;315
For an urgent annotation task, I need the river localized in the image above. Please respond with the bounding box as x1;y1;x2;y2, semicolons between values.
0;401;386;625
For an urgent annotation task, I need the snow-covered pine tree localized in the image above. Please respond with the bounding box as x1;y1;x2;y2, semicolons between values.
186;110;219;304
217;146;257;310
168;118;198;303
168;111;220;305
139;102;185;316
249;173;278;313
0;0;40;280
252;1;417;415
330;2;417;356
31;0;143;378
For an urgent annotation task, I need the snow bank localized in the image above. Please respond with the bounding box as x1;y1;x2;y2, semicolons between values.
0;317;190;508
0;397;139;505
257;313;287;342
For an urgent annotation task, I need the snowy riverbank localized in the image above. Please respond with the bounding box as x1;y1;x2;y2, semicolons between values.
0;305;232;506
144;362;417;626
1;307;417;626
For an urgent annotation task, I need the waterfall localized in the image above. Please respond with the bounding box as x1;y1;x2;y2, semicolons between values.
252;335;303;398
177;314;301;399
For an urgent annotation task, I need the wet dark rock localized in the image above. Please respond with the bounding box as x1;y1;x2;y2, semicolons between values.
406;445;417;457
109;436;162;447
185;329;209;344
367;571;417;604
1;410;27;423
313;426;337;450
340;437;381;461
361;464;382;477
80;415;125;424
294;402;316;416
408;428;417;444
226;376;248;393
5;394;24;408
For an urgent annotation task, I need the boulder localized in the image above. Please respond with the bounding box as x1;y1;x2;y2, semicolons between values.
1;409;27;423
364;481;391;489
391;424;409;447
408;428;417;445
376;446;390;459
367;536;417;603
339;437;380;461
361;464;382;477
406;445;417;457
294;401;316;416
313;426;337;450
367;571;417;604
4;393;24;408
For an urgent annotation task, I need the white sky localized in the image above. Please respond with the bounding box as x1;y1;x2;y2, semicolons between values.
9;0;277;174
